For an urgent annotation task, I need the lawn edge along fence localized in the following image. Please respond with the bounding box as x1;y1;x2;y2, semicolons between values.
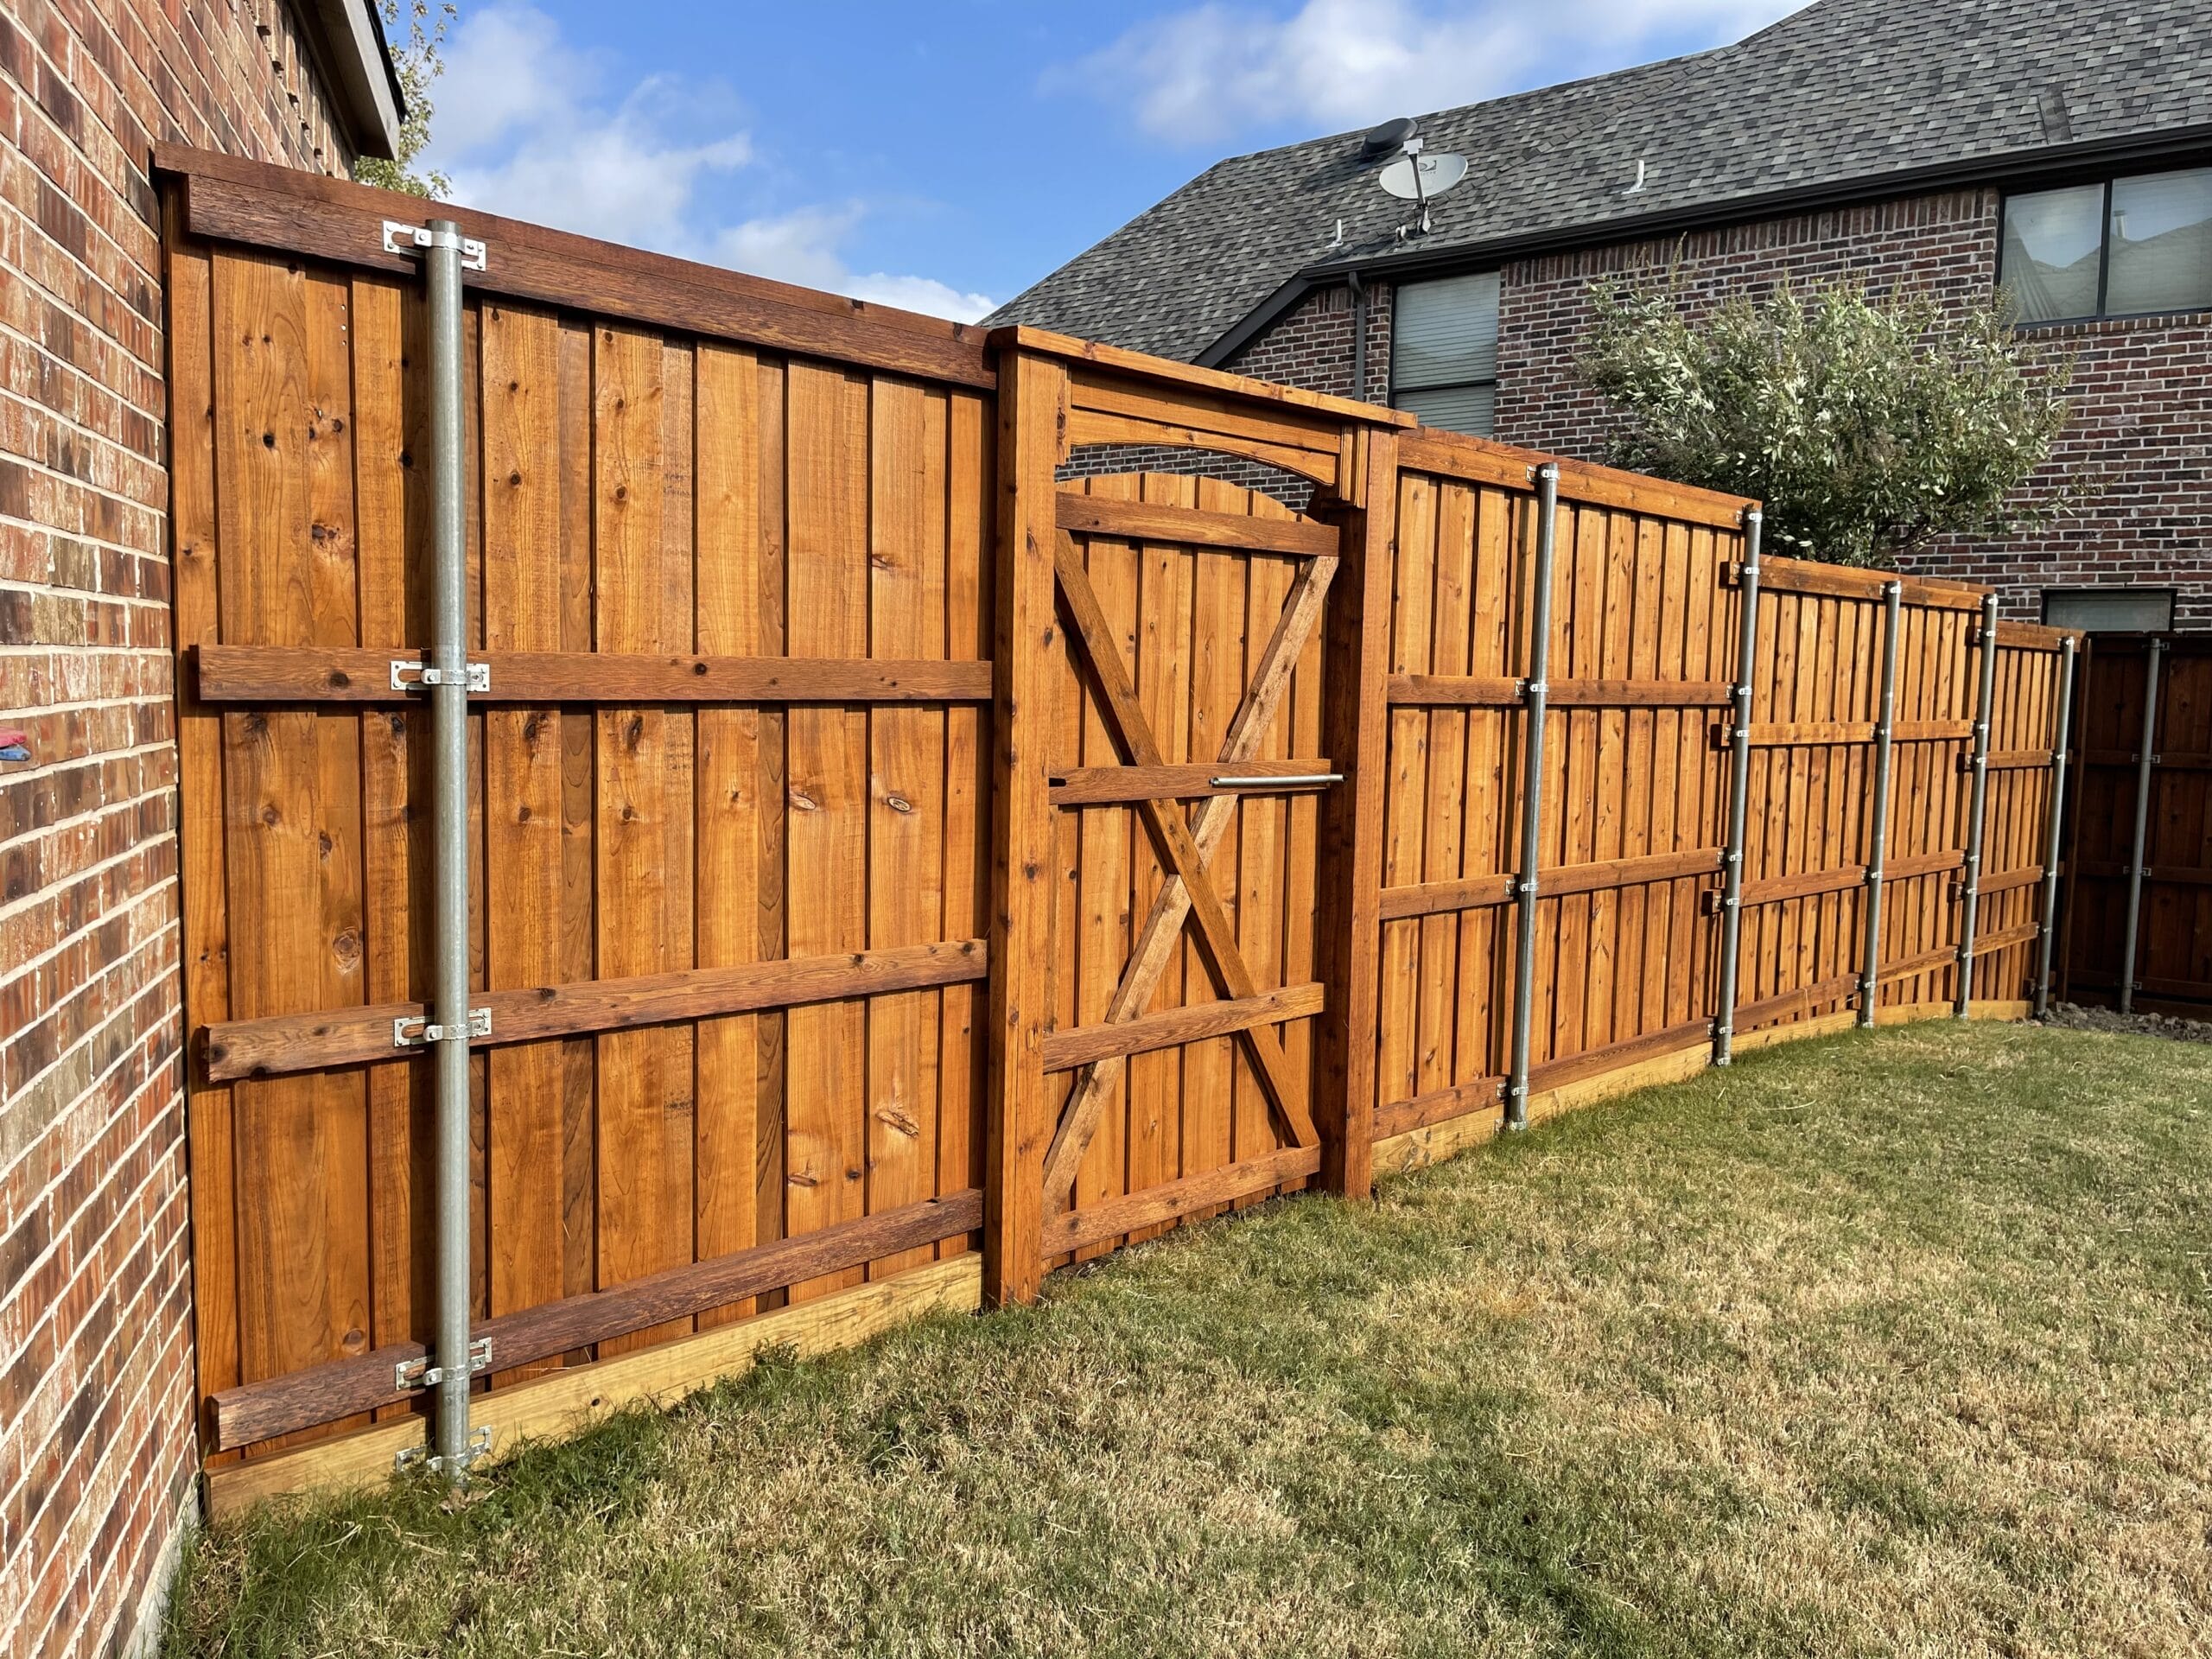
157;147;2080;1516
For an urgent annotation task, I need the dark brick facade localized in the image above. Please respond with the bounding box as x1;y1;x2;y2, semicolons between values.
0;2;361;1652
1211;184;2212;627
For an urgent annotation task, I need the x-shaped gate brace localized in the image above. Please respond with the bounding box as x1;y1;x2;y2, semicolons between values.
1041;519;1340;1212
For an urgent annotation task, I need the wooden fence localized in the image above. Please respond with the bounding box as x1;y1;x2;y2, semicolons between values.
156;148;2079;1515
2059;635;2212;1016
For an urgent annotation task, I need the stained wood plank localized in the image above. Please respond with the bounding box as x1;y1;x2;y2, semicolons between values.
592;327;696;1354
211;246;374;1417
193;644;991;703
779;363;874;1301
481;302;568;1381
162;146;995;390
1054;490;1337;558
1040;1147;1322;1256
692;342;763;1325
982;353;1065;1305
865;377;948;1281
166;197;245;1445
938;389;991;1259
208;1192;982;1449
1047;760;1338;804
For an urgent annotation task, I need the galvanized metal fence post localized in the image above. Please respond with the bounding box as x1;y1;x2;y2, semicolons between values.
2119;639;2165;1016
1954;595;2000;1017
1858;580;1903;1028
426;219;476;1481
1505;464;1560;1131
2032;636;2078;1019
1712;508;1763;1065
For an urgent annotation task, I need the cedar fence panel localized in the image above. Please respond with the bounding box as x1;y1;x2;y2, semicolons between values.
155;149;2079;1510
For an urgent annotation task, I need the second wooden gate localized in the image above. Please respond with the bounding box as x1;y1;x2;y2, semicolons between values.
2061;635;2212;1016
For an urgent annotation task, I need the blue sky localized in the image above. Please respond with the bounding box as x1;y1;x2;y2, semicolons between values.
419;0;1806;321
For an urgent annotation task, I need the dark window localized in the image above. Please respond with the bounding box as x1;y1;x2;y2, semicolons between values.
1392;272;1498;435
2040;588;2176;632
2001;167;2212;324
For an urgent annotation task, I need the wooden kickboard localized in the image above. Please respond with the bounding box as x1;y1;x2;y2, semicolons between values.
202;1256;981;1522
1373;1003;2033;1176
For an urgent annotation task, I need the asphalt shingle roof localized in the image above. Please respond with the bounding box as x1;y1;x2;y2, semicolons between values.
989;0;2212;361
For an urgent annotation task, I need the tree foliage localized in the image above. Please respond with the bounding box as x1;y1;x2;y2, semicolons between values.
354;0;454;198
1578;275;2080;567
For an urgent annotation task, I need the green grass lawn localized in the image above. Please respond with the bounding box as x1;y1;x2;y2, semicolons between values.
167;1023;2212;1658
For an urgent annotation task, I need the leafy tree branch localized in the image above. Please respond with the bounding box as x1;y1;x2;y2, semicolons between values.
1579;274;2082;567
356;0;454;198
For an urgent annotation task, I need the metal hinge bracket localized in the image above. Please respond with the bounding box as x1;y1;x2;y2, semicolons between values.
382;219;488;270
394;1007;493;1048
394;1335;493;1393
391;659;492;693
396;1423;492;1475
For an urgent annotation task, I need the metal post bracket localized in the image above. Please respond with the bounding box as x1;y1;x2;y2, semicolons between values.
396;1424;492;1476
394;1335;493;1393
382;219;488;270
394;1007;493;1048
391;659;492;693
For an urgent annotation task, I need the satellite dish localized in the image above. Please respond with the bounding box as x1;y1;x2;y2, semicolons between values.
1378;151;1469;201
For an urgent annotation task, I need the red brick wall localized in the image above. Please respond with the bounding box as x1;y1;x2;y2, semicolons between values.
1226;279;1394;406
0;3;354;1653
1214;185;2212;627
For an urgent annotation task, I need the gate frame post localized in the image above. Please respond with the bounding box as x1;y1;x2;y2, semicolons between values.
1505;464;1561;1128
1955;594;2001;1016
2118;638;2165;1017
1858;580;1904;1027
982;345;1064;1307
2032;635;2078;1019
1712;508;1764;1065
1313;425;1396;1200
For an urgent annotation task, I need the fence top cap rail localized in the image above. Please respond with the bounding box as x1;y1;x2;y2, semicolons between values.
153;143;995;389
1395;426;1758;528
989;323;1416;429
1758;553;1995;607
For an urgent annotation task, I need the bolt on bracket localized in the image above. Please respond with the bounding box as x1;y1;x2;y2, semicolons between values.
391;659;491;693
394;1335;493;1393
394;1007;493;1048
395;1423;492;1475
382;219;488;270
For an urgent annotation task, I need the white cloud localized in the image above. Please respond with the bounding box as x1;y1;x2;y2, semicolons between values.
1065;0;1805;146
714;207;997;321
425;2;596;155
422;4;991;321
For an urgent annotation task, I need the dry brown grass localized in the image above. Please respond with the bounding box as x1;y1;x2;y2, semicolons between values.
168;1022;2212;1657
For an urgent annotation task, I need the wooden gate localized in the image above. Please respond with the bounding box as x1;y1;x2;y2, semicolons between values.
983;336;1405;1303
2061;635;2212;1015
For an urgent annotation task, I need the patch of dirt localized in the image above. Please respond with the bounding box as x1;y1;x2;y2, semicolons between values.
2040;1001;2212;1047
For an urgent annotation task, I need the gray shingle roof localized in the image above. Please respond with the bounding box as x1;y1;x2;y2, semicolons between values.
990;0;2212;361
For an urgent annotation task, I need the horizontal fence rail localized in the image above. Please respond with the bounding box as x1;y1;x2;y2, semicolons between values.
155;147;2080;1510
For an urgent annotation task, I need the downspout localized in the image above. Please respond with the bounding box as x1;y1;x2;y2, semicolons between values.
1349;271;1369;404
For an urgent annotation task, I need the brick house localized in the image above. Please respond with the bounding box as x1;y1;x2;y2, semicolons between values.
993;0;2212;630
0;3;399;1653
